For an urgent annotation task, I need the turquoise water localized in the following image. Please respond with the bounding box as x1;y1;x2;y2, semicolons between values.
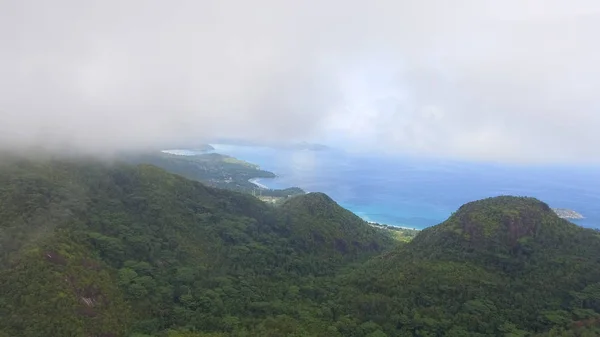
202;144;600;229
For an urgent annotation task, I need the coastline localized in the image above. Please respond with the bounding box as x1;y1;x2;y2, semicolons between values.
250;173;418;229
159;146;418;227
183;144;600;230
248;178;269;189
366;220;419;231
161;149;214;156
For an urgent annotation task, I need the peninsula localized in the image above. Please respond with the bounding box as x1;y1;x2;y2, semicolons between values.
124;150;305;201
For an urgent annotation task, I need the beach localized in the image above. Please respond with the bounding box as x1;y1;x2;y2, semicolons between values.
248;178;269;189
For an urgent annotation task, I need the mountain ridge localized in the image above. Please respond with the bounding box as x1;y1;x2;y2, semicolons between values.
2;157;600;336
0;157;393;336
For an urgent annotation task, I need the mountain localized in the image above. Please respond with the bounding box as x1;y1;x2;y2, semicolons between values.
3;155;600;336
339;196;600;336
280;193;389;255
123;151;305;199
0;156;392;337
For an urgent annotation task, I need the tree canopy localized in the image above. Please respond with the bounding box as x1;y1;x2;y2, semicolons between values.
1;156;600;336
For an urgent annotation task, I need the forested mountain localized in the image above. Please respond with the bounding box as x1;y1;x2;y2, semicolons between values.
340;197;600;336
0;156;392;337
123;151;304;199
1;156;600;336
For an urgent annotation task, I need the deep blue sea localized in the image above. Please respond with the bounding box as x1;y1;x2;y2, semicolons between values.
182;145;600;230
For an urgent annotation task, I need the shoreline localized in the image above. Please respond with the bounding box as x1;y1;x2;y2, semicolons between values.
248;178;269;189
366;220;420;231
343;203;424;230
248;176;415;229
171;147;423;229
170;146;599;231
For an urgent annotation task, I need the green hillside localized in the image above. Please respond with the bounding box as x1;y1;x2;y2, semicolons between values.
2;156;600;336
280;193;390;255
337;197;600;336
123;151;305;199
0;156;393;337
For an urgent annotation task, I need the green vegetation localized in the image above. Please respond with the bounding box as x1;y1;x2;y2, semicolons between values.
368;223;420;242
2;157;600;336
340;197;600;336
123;151;305;200
0;156;391;336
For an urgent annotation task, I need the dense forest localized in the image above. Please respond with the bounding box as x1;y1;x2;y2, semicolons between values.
2;155;600;336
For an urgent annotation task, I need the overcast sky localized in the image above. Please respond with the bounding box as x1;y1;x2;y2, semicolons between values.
2;0;600;163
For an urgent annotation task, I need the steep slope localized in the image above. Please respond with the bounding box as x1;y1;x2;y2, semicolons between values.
0;156;393;337
281;193;390;255
339;196;600;336
409;196;598;269
7;156;600;336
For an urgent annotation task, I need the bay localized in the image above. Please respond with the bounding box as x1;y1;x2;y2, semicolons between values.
188;144;600;229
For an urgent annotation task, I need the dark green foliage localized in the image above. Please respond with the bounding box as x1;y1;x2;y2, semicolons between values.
3;156;600;336
338;196;600;336
0;237;131;337
0;156;391;336
281;193;389;256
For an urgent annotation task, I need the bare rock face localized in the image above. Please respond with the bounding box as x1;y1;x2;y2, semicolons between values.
552;208;585;219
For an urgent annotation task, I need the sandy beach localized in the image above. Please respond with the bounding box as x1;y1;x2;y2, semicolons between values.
248;178;268;189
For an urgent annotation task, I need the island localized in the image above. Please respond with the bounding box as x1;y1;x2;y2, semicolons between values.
552;208;585;219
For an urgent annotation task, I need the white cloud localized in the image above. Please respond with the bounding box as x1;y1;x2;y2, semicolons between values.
1;0;600;163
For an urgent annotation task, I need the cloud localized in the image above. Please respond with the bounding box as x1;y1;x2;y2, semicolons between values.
1;0;600;163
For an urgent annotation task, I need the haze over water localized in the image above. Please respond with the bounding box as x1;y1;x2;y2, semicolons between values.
200;144;600;230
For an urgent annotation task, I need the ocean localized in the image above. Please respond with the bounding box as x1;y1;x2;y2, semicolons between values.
183;144;600;230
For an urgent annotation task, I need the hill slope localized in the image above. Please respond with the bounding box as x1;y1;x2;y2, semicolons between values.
280;193;389;255
123;151;305;198
339;196;600;336
0;156;393;337
3;157;600;336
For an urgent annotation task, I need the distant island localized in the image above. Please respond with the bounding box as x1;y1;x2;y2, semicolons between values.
552;208;585;219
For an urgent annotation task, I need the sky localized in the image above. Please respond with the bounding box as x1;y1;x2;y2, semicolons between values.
1;0;600;163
